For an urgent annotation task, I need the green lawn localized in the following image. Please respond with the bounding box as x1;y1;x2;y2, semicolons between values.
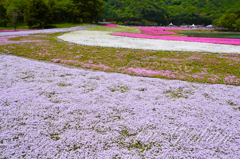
88;25;140;33
0;26;239;85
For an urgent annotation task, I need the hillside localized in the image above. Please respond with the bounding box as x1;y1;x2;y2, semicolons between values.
102;0;240;26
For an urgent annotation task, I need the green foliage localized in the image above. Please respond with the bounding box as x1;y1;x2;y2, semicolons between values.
7;7;18;30
117;22;123;25
1;0;240;28
217;13;238;29
0;0;104;28
24;0;53;28
75;0;104;23
53;0;79;22
216;8;240;30
233;19;240;29
0;3;8;26
102;0;240;26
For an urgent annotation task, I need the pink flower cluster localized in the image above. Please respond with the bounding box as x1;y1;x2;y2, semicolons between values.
138;27;178;35
51;58;111;71
111;33;240;45
104;24;117;27
124;67;177;78
0;35;43;45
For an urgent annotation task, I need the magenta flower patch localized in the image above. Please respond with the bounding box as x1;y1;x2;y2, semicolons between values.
104;24;117;27
138;27;178;35
111;32;240;45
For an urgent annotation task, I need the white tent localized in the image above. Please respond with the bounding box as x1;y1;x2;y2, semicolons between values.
206;25;213;28
169;23;173;26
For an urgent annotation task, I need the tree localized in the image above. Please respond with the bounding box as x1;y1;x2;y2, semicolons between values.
233;19;240;29
7;7;18;30
75;0;104;23
217;13;238;30
0;3;8;26
6;0;28;21
102;0;240;26
24;0;53;28
53;0;79;22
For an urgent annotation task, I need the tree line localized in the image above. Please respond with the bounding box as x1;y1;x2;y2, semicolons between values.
102;0;240;30
0;0;240;30
0;0;104;29
214;8;240;30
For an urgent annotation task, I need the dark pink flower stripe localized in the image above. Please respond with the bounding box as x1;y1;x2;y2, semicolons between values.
104;24;117;27
138;27;178;35
111;32;240;45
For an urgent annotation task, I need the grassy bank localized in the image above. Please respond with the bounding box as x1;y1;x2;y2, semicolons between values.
0;22;91;30
173;29;240;34
0;26;239;85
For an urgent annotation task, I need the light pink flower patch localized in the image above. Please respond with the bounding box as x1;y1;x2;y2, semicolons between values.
0;35;44;45
51;58;111;71
124;67;177;78
74;55;84;58
82;63;111;71
111;33;240;45
188;56;202;60
224;75;240;85
51;59;62;63
104;24;117;27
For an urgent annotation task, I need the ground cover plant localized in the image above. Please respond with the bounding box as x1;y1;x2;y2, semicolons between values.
0;26;239;85
88;25;140;33
1;54;239;158
110;26;240;45
104;24;118;27
138;27;188;35
59;27;240;54
0;25;240;158
112;32;240;45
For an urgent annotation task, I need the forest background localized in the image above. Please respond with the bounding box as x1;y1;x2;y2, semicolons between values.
0;0;240;30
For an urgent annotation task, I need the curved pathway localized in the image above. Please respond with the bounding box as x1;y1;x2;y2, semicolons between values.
0;25;94;37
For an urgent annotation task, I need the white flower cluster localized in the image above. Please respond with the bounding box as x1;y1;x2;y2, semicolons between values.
58;30;240;54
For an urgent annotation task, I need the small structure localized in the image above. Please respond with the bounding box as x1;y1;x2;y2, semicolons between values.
98;22;110;24
206;25;213;28
190;24;196;29
169;23;173;26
